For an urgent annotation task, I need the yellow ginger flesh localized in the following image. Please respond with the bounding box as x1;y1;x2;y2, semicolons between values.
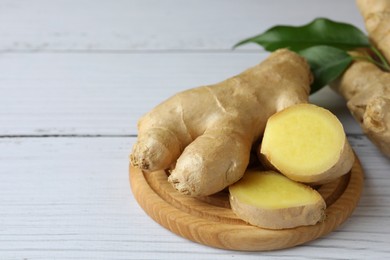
229;170;326;229
262;104;344;175
230;171;323;209
260;104;354;184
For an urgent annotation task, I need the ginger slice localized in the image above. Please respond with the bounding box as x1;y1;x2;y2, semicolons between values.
260;103;354;184
229;170;326;229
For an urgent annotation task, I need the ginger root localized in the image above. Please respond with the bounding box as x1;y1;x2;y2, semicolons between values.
260;103;355;184
331;0;390;158
130;49;311;197
229;170;326;229
331;61;390;157
356;0;390;62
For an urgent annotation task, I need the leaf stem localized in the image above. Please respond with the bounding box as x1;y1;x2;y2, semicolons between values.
351;55;384;68
370;46;390;72
351;49;390;72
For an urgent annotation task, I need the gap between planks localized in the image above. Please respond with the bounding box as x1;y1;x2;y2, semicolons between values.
0;134;137;138
0;49;263;54
0;133;365;138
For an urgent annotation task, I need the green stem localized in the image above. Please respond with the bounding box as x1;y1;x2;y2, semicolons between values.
351;55;387;70
351;47;390;72
370;46;390;71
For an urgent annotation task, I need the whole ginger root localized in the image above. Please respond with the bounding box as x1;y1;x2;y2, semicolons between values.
331;0;390;158
131;49;312;197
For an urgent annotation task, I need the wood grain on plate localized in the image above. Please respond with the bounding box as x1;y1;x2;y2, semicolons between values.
129;155;364;251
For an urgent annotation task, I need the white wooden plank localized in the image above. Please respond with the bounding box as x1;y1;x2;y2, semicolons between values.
0;136;389;259
0;0;365;51
0;52;361;136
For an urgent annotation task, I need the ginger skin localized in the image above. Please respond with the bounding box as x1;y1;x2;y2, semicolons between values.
331;0;390;158
131;49;312;197
331;61;390;157
356;0;390;62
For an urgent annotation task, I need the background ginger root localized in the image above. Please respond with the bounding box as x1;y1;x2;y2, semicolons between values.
356;0;390;62
331;0;390;158
260;104;354;184
229;170;326;229
131;49;312;197
331;61;390;157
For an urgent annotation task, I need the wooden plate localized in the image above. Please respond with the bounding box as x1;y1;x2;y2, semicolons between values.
129;155;364;251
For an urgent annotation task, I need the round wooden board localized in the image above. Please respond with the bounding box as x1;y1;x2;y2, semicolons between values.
129;155;364;251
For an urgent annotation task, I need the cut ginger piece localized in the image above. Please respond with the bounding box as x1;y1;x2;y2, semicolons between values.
229;170;326;229
260;103;354;184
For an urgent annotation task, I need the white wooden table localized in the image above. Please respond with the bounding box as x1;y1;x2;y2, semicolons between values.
1;1;389;259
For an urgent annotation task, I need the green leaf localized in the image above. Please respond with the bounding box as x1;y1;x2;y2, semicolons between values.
298;46;353;94
234;18;370;51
